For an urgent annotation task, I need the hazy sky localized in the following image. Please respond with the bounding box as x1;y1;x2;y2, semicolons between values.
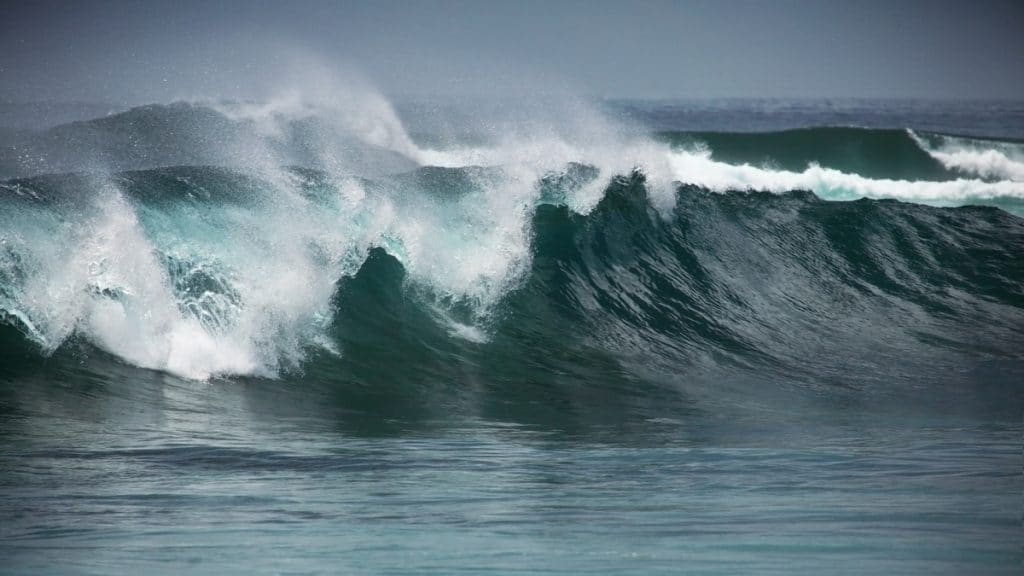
1;0;1022;103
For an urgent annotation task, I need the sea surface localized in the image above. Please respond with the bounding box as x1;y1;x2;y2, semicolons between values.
1;97;1022;574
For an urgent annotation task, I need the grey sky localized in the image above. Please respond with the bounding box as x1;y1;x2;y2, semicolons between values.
1;0;1022;103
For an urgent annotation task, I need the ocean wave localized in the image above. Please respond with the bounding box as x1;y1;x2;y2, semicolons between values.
2;165;1022;384
660;127;951;181
2;95;1024;383
910;130;1024;182
665;147;1024;204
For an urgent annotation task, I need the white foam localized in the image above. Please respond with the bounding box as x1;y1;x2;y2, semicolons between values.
6;186;263;379
665;147;1024;203
910;130;1024;182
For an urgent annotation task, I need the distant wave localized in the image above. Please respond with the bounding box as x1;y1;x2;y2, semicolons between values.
665;147;1024;204
660;127;951;181
909;130;1024;182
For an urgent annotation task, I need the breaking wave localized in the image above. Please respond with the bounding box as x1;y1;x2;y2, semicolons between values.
1;94;1022;386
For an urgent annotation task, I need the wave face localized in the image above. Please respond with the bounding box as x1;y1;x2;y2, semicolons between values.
662;127;954;181
910;130;1024;182
1;100;1023;408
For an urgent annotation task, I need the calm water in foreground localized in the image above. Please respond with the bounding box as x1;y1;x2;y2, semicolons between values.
1;363;1020;575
